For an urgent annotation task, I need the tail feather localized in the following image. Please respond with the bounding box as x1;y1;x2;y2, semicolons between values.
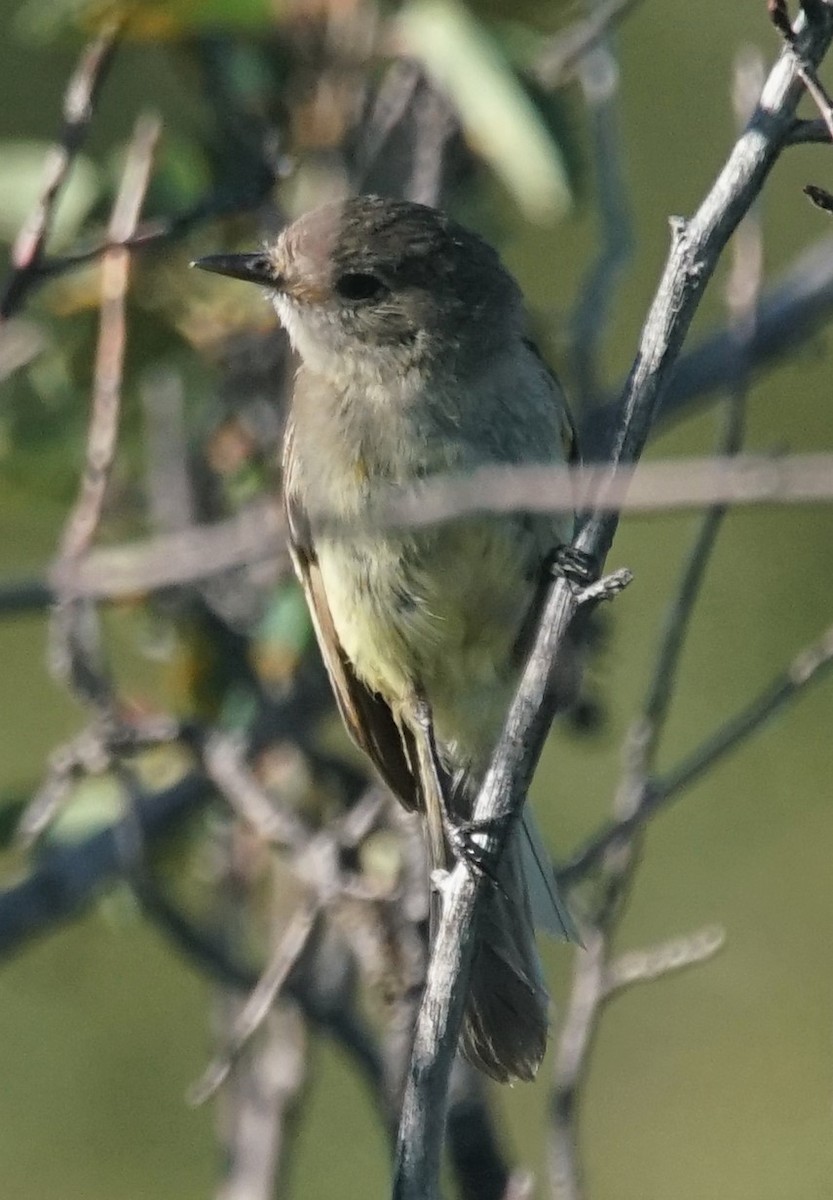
416;721;572;1081
460;824;551;1082
519;809;579;942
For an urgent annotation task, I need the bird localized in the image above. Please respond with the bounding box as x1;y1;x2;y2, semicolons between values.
194;194;579;1082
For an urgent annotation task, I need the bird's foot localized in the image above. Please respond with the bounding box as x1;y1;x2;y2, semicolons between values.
442;811;512;888
550;545;598;587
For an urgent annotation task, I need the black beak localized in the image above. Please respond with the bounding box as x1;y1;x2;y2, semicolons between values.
190;252;280;288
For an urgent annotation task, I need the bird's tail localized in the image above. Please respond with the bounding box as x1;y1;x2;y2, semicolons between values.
416;724;575;1082
461;815;566;1082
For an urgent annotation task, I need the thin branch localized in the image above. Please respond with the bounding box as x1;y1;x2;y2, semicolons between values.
135;874;391;1112
603;925;725;995
658;620;833;797
202;731;309;851
549;61;763;1193
56;112;161;568
189;900;320;1105
534;0;643;88
583;232;833;456
352;452;833;533
37;183;272;280
2;446;833;620
547;928;605;1200
0;20;122;320
52;499;288;600
49;111;160;710
770;0;833;139
392;14;833;1198
787;114;833;141
559;617;833;885
569;28;634;406
214;998;307;1200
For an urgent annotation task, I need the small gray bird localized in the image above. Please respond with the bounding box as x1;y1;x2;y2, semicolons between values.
195;195;579;1082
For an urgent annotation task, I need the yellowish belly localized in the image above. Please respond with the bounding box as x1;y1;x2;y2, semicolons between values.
317;517;539;769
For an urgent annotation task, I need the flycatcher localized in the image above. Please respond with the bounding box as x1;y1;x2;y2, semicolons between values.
195;195;578;1082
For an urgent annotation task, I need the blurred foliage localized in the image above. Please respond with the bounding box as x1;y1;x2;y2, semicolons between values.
0;142;100;245
0;1;831;1200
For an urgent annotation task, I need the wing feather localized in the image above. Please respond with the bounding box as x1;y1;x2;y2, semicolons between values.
282;421;420;811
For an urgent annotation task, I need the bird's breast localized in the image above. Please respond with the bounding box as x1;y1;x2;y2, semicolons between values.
316;516;541;768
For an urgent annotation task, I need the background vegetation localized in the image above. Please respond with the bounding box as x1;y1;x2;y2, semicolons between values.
0;1;831;1198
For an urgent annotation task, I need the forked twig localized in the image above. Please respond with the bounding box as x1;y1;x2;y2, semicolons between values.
392;13;833;1198
0;20;122;320
548;56;764;1193
49;112;160;712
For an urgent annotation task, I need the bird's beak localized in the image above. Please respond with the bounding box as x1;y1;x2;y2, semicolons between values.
190;252;281;289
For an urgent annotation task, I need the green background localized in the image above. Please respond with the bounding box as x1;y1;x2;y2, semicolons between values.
0;2;831;1198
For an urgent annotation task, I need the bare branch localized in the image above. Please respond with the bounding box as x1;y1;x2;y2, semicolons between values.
190;900;320;1105
56;113;161;568
0;21;122;320
549;66;763;1192
658;619;833;799
534;0;643;88
50;111;160;710
559;618;833;885
346;452;833;532
569;31;634;406
583;231;833;455
770;0;833;139
53;500;289;600
603;926;725;996
215;999;308;1200
203;732;309;851
547;928;606;1200
392;15;833;1196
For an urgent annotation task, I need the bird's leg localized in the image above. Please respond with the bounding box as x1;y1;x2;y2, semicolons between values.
550;544;597;587
410;694;506;884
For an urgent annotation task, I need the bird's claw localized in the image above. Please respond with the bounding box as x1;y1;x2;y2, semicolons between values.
551;545;598;587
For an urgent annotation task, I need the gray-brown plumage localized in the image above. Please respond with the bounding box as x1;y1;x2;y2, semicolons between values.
195;195;579;1082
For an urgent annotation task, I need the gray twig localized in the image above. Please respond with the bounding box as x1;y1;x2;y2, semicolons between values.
569;28;634;406
604;926;725;995
215;998;308;1200
392;14;833;1199
50;111;160;711
310;452;833;534
51;499;288;601
549;62;763;1193
770;0;833;139
0;20;122;320
534;0;643;88
560;617;833;886
583;232;833;455
190;900;320;1106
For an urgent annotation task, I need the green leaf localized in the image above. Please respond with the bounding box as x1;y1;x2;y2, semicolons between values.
397;0;572;221
0;141;100;248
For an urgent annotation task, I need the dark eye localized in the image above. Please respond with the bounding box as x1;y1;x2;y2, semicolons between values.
334;272;387;302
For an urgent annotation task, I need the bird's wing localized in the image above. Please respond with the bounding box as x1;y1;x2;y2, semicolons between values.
512;342;582;943
282;421;421;812
522;335;581;467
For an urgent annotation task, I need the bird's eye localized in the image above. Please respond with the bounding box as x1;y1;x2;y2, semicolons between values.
334;272;387;302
